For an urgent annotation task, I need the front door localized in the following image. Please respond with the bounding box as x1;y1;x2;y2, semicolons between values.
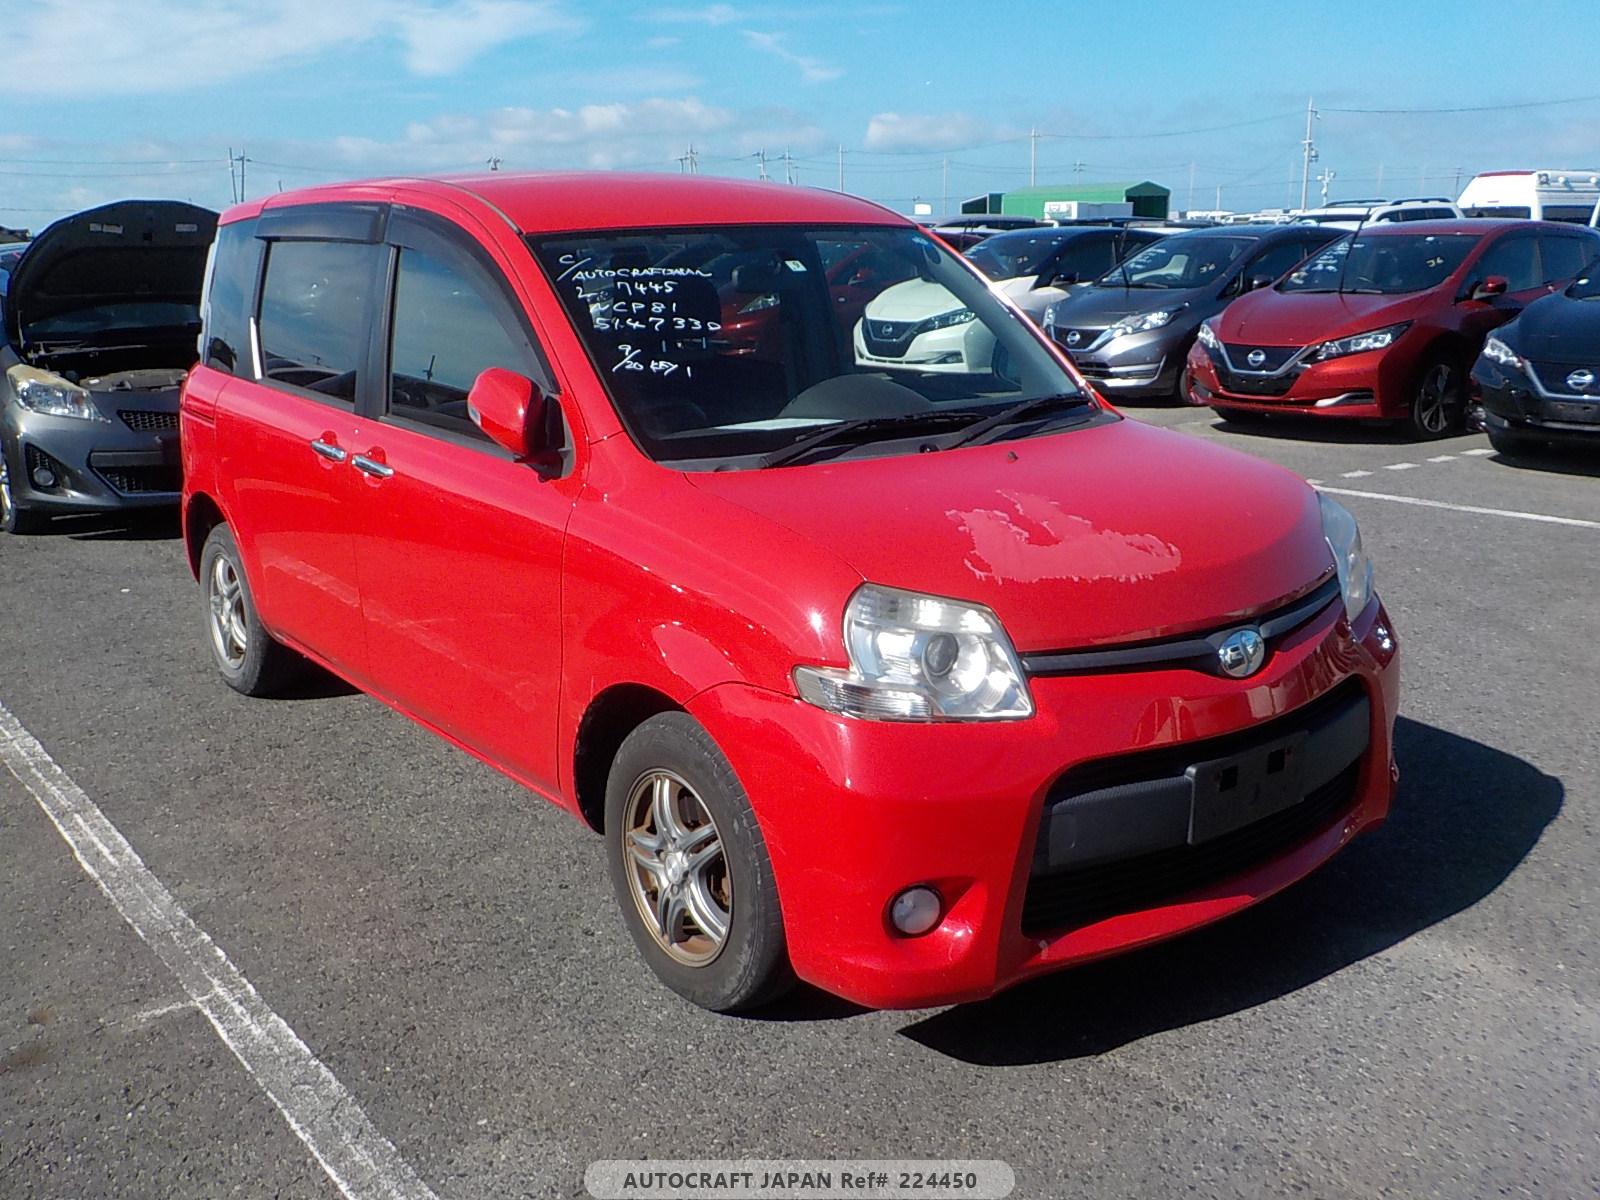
349;212;578;794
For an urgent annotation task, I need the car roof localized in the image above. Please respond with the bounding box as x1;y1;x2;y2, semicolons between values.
976;224;1128;247
225;172;909;234
1344;218;1549;237
1160;223;1319;242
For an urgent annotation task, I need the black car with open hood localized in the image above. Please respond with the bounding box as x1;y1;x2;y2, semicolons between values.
0;200;218;533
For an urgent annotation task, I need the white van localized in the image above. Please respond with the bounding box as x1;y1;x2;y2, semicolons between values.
1457;170;1600;224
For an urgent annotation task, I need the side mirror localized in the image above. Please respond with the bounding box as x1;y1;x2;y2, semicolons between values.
1246;274;1275;292
1472;275;1509;301
467;367;563;472
1042;270;1079;288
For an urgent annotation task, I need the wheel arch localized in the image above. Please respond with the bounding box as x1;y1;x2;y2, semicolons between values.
572;683;686;833
183;491;227;580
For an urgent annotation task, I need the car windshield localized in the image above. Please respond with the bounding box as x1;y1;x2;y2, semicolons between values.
967;234;1072;281
1568;260;1600;300
26;301;200;339
1091;237;1248;289
531;224;1088;470
1279;233;1477;294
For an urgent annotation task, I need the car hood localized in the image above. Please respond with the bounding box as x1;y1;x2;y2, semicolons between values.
686;417;1332;652
5;200;218;350
863;278;970;322
1220;289;1425;347
1046;283;1205;328
1505;291;1600;358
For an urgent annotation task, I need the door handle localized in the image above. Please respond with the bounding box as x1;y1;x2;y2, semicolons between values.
310;439;347;463
351;454;395;479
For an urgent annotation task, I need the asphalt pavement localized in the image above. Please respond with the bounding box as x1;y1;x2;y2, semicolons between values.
3;405;1597;1200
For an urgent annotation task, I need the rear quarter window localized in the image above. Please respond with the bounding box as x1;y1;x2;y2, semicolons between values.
201;220;260;375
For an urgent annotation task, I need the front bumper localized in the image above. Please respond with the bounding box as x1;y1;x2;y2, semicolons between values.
1474;359;1600;443
2;402;182;514
1054;323;1189;398
689;597;1400;1009
1186;340;1404;420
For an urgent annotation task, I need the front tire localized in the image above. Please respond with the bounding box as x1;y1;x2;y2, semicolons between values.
605;712;793;1013
1409;360;1463;440
199;524;303;697
0;440;47;535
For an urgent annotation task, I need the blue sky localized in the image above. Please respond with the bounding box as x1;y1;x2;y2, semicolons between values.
4;0;1600;228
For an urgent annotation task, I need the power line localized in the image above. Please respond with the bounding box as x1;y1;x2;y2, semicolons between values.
1325;92;1600;115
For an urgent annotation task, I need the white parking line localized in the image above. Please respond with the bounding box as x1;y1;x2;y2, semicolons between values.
0;701;438;1200
1341;469;1373;478
1426;455;1457;463
1385;462;1419;471
1315;486;1600;530
1462;447;1495;456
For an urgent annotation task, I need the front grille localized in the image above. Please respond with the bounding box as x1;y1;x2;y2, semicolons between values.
119;409;180;433
1020;763;1359;934
1222;343;1299;372
1529;361;1600;396
1052;327;1103;351
1020;680;1367;935
95;464;181;495
861;319;918;358
1216;368;1297;397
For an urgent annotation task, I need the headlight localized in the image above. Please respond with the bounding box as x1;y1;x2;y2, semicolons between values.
1319;494;1374;622
1313;321;1411;362
1196;321;1221;350
924;307;975;332
1481;334;1526;372
794;584;1034;721
6;365;106;421
1107;309;1177;338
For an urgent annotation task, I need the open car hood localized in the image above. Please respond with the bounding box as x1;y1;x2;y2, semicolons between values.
5;200;217;350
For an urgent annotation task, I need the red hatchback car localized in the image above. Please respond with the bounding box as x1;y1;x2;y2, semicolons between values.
180;173;1400;1012
1186;219;1600;437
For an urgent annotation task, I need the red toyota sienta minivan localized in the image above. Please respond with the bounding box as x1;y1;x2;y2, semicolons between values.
181;174;1400;1012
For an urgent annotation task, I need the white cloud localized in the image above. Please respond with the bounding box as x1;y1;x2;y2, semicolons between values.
864;111;997;153
740;30;841;84
0;0;579;96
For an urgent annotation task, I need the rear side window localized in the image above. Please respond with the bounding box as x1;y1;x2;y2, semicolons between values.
257;240;373;402
201;220;259;375
1539;234;1594;285
1474;234;1541;291
387;247;531;439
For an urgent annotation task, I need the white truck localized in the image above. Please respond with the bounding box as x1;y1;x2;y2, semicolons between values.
1457;169;1600;224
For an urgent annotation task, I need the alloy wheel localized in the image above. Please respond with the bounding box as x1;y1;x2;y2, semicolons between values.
1414;364;1456;436
621;769;731;966
207;554;249;670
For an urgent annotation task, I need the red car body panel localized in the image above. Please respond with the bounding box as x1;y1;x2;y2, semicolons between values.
1188;220;1573;421
182;173;1401;1009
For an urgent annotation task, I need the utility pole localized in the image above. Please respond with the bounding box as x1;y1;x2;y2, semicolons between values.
756;149;768;181
1072;159;1086;178
677;144;699;174
1317;167;1336;204
1299;97;1319;212
781;149;795;185
1030;127;1038;187
837;144;845;192
230;147;249;203
227;147;237;204
1453;165;1463;198
1216;183;1223;210
942;157;949;215
1187;161;1196;214
485;155;502;172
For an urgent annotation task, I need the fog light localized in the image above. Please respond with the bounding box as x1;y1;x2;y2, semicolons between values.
1373;620;1395;654
31;466;57;489
889;886;942;936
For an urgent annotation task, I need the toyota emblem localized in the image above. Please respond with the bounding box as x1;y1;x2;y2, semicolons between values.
1567;368;1597;391
1065;330;1081;346
1246;348;1267;368
1216;628;1266;679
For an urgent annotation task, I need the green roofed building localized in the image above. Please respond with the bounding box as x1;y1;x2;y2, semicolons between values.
960;181;1171;220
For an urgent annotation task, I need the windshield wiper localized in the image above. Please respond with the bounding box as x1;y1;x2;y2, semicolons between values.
943;393;1093;449
757;409;986;469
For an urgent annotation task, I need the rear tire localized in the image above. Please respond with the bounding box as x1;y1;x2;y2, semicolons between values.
605;712;793;1013
0;440;47;535
199;524;303;697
